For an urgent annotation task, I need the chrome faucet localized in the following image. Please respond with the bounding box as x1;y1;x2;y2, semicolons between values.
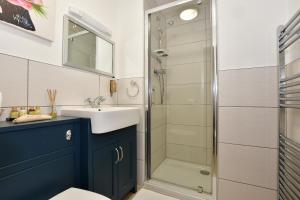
85;96;106;108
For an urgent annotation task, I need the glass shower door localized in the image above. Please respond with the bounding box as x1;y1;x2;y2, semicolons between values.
147;0;214;194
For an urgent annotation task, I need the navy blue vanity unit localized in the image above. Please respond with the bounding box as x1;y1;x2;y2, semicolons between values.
0;117;137;200
0;117;81;200
80;119;137;200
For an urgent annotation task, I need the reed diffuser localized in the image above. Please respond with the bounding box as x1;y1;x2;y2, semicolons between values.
47;89;57;119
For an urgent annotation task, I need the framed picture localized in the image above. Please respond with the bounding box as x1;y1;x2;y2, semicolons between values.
0;0;56;41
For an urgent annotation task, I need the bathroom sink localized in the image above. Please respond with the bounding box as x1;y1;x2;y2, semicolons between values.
61;107;140;134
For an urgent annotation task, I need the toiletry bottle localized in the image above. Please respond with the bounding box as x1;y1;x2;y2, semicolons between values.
19;107;27;116
28;107;36;115
10;107;19;119
35;106;41;115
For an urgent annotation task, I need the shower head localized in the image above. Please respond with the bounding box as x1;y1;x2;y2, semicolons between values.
153;49;169;57
196;0;202;5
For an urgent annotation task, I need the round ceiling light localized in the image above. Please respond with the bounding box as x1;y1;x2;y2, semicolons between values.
179;8;198;21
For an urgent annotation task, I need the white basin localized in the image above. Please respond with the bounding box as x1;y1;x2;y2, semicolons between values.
61;107;140;134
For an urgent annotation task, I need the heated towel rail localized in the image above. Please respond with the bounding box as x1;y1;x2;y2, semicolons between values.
278;8;300;200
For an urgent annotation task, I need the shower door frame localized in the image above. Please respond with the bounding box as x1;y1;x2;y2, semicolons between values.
144;0;218;196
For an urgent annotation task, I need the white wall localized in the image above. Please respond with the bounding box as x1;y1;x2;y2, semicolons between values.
287;0;300;17
217;0;287;70
0;0;117;67
115;0;144;78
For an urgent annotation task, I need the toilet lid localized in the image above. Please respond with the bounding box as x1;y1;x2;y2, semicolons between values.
50;188;111;200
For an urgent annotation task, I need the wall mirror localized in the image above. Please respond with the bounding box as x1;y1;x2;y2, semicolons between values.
63;16;114;76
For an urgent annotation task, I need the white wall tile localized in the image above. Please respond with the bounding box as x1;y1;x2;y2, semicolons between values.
167;41;207;66
28;61;99;106
166;20;207;47
167;105;206;126
117;78;144;105
206;126;214;149
206;105;213;126
219;143;277;189
167;125;206;148
219;67;278;107
218;179;277;200
219;107;278;148
217;0;286;69
166;143;207;165
167;84;206;105
206;148;213;166
0;54;28;107
151;125;166;153
167;62;206;85
152;145;166;172
137;132;145;160
137;159;145;186
151;105;167;129
100;76;117;105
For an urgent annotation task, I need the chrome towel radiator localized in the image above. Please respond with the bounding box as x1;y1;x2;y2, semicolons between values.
278;9;300;200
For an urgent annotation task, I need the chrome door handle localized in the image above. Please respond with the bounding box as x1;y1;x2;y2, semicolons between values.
115;148;120;164
119;146;124;161
66;130;72;141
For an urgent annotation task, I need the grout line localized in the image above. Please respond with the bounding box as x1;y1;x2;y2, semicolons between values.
167;39;210;48
0;53;112;77
166;123;213;128
166;103;213;106
166;61;209;68
117;77;145;80
219;105;279;108
219;178;277;191
218;65;278;72
166;142;209;150
117;104;144;106
219;142;278;150
167;82;213;86
166;123;212;127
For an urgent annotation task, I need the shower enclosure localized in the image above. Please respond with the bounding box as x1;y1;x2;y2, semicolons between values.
145;0;217;199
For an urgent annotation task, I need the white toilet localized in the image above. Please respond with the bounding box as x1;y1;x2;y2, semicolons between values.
50;188;111;200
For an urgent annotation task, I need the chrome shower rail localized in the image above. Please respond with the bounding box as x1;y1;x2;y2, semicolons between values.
278;8;300;200
279;9;300;53
279;134;300;200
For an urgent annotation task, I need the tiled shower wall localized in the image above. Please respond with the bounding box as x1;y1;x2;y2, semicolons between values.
165;0;213;166
0;53;117;121
150;12;167;173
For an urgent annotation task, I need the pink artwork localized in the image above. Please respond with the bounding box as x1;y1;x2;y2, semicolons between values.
0;0;56;41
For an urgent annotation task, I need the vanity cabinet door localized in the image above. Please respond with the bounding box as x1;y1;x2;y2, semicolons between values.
93;143;118;200
117;129;137;199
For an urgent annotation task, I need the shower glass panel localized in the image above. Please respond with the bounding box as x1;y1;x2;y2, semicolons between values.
148;0;214;194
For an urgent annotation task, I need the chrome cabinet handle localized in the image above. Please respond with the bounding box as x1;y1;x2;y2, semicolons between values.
115;148;120;164
66;130;72;141
119;146;124;161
